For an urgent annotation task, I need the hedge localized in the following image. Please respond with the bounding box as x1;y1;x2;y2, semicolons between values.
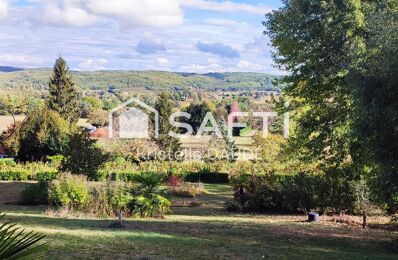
0;158;17;167
229;169;361;214
36;171;59;181
184;172;229;183
0;168;30;181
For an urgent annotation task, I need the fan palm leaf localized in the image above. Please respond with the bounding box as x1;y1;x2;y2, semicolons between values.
0;212;47;259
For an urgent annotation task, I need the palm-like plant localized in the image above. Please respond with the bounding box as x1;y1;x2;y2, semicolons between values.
132;173;171;217
0;212;47;259
134;172;165;196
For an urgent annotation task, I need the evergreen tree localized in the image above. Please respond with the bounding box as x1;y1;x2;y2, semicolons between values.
48;57;80;123
154;92;181;160
184;101;211;134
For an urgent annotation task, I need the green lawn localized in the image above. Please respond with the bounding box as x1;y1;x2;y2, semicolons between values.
1;184;397;259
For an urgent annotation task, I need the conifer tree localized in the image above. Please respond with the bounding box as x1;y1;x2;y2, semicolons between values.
154;92;181;160
48;57;80;123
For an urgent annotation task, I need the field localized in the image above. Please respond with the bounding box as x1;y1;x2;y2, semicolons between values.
1;184;397;259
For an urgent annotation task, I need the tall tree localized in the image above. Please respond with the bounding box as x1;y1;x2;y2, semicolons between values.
264;0;367;166
154;92;181;159
48;57;80;123
353;3;398;213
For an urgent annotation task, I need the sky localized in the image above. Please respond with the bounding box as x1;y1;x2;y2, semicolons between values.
0;0;283;74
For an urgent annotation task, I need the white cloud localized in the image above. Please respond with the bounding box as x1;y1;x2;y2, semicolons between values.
157;57;169;66
0;0;7;18
179;63;223;73
43;1;98;27
38;0;183;28
77;58;108;70
85;0;183;27
237;60;262;70
181;0;272;15
0;54;44;67
245;37;271;54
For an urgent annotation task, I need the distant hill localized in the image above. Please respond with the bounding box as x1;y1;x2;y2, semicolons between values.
0;66;23;72
0;68;280;92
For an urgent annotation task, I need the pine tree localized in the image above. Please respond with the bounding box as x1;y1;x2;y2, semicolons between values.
154;92;181;160
48;57;80;123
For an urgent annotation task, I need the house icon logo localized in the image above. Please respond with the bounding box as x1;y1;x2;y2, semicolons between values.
108;98;159;139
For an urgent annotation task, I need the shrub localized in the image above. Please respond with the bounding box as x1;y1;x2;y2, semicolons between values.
132;194;171;218
61;132;110;180
166;175;182;189
22;181;49;205
130;172;171;217
0;158;16;166
168;182;205;197
0;168;30;180
88;181;133;217
230;166;362;214
36;170;59;181
48;173;89;210
46;155;64;168
110;171;140;182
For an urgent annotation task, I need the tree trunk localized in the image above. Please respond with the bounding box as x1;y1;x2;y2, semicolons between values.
362;210;367;229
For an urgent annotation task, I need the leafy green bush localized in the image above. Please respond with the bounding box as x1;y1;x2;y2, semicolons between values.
61;132;110;180
46;155;64;168
22;181;49;205
48;173;89;210
231;167;361;214
0;168;30;180
36;170;59;181
88;181;133;217
110;171;140;182
0;158;16;166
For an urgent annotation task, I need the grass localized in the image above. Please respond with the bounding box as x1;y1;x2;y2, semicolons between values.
1;184;397;259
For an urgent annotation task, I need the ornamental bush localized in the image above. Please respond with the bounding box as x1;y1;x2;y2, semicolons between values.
87;181;133;217
230;167;361;214
0;168;30;180
48;173;89;210
0;158;16;166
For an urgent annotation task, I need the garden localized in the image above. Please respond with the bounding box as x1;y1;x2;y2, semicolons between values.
2;1;398;259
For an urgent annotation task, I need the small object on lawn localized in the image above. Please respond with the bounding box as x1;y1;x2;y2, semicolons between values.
308;212;320;222
109;212;126;229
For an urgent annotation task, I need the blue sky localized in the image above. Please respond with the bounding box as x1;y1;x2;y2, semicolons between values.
0;0;283;74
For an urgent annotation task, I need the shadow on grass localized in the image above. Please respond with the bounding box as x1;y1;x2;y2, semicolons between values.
3;209;397;259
